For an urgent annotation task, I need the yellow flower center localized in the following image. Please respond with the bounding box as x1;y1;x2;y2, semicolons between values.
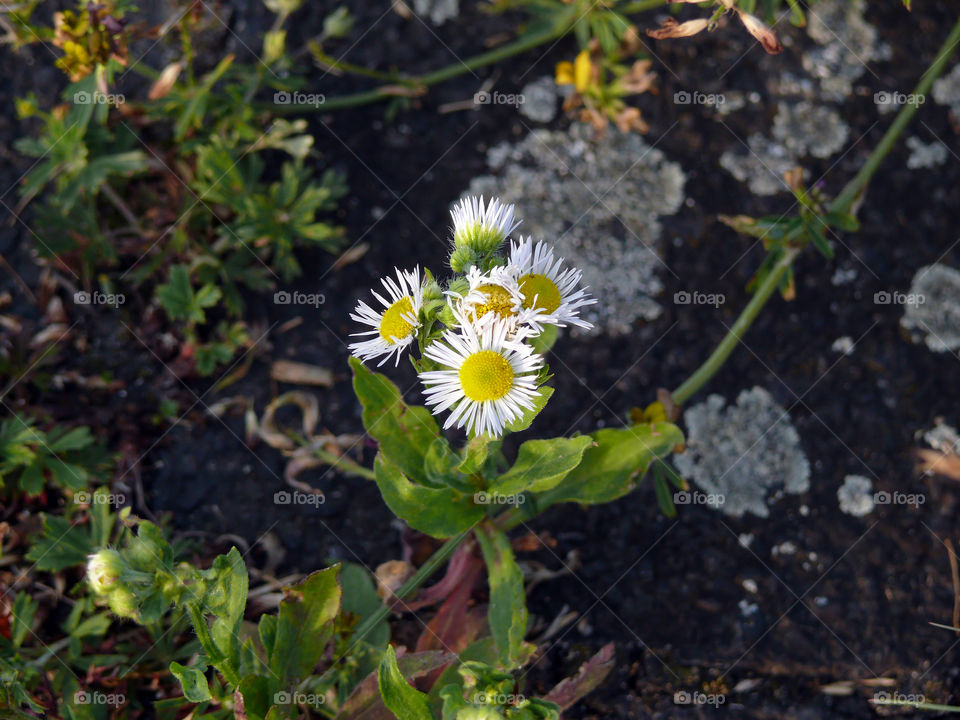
379;296;415;344
473;284;516;320
459;350;515;402
519;274;562;314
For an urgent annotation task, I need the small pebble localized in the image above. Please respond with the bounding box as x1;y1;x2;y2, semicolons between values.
838;474;874;517
831;336;855;356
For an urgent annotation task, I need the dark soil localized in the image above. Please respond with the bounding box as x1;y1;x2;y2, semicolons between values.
3;0;960;717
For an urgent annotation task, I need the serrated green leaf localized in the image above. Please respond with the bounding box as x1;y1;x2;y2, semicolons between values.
25;514;95;571
475;523;528;668
378;645;435;720
374;455;483;539
491;435;594;496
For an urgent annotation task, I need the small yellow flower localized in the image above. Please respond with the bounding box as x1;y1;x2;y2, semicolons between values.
555;50;592;93
573;50;591;93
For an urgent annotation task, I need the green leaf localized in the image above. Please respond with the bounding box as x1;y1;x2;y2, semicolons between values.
268;566;341;683
802;216;834;259
491;436;594;496
170;661;213;702
457;435;491;476
340;562;390;651
350;357;442;486
653;473;677;518
374;455;483;539
378;645;435;720
47;426;94;453
823;210;860;232
236;675;274;720
424;438;466;488
156;265;222;324
25;515;95;571
541;423;684;506
200;547;248;667
11;593;38;648
475;523;528;667
504;387;553;434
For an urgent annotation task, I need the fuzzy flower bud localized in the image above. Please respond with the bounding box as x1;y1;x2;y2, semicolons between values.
107;586;139;619
86;550;124;595
450;197;519;257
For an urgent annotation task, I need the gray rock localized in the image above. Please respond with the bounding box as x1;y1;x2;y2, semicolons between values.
837;475;874;517
772;101;850;159
719;134;795;196
673;387;811;518
518;77;559;123
932;63;960;117
905;136;949;170
803;0;889;102
412;0;458;25
463;123;686;335
901;264;960;352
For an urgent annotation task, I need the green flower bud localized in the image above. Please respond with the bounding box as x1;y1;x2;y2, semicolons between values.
107;587;139;619
450;246;482;274
86;550;124;595
127;535;161;570
423;276;444;302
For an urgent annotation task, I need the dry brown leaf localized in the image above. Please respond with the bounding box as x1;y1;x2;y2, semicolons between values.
270;360;333;387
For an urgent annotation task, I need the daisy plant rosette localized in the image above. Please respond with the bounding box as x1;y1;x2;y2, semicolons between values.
346;196;684;668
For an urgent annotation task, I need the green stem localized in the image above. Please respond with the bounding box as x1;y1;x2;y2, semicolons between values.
347;528;471;645
670;12;960;406
832;13;960;214
312;446;377;481
672;247;799;406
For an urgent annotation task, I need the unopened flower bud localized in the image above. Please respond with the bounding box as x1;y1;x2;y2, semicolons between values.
450;197;519;257
450;246;482;273
86;550;124;595
107;587;139;619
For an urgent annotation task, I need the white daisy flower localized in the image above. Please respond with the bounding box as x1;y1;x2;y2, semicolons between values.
507;237;596;329
451;266;548;335
451;196;521;253
349;267;424;366
420;311;543;438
